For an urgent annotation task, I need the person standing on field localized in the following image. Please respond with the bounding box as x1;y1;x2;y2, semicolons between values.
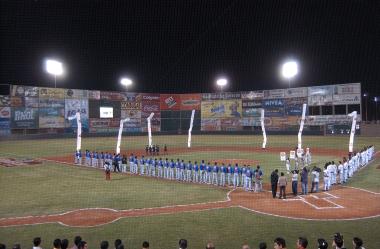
270;169;279;198
292;170;299;196
278;172;287;199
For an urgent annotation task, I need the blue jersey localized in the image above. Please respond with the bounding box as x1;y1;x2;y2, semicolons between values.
241;167;246;174
170;162;175;168
213;165;219;172
134;158;138;164
140;158;145;165
194;164;199;171
227;166;232;173
207;165;212;172
180;162;184;169
246;169;252;178
86;151;90;158
101;153;104;159
221;166;227;173
188;163;193;170
200;163;205;171
94;152;98;159
176;161;180;168
165;161;170;168
234;166;239;173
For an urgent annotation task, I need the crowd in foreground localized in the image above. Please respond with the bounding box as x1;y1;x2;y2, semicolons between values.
1;233;367;249
73;145;375;196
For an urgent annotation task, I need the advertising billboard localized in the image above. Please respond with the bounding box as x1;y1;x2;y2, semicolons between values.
39;87;65;99
39;108;65;128
180;94;201;110
160;94;181;110
201;100;242;118
11;108;39;128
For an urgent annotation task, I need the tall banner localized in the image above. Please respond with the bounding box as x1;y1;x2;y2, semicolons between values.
261;109;267;149
147;113;154;146
348;111;357;153
68;112;82;151
187;110;195;148
116;118;130;154
65;99;89;131
298;104;307;149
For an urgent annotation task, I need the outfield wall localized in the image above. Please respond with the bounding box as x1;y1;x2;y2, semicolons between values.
0;83;362;136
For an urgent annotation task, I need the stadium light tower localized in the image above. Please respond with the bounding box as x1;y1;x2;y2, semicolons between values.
282;61;298;88
45;59;64;88
216;78;228;92
375;97;379;121
120;77;133;88
363;93;368;122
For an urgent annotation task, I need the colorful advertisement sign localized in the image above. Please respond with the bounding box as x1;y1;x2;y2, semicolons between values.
11;85;38;97
0;118;10;129
285;97;307;116
0;107;11;118
262;99;284;107
88;90;100;100
160;94;180;110
0;95;10;106
284;87;308;98
65;99;89;118
201;118;221;131
121;109;141;119
202;92;241;100
180;94;201;110
305;115;361;126
241;117;261;126
201;100;242;118
11;108;39;128
264;107;285;117
90;118;120;128
264;89;285;99
25;97;39;108
142;93;160;102
65;89;88;99
121;101;141;110
241;91;264;100
332;94;361;105
242;100;262;108
39;108;65;128
242;108;262;117
11;96;24;107
39;87;65;99
100;91;124;101
39;98;65;108
333;83;361;95
221;118;242;131
308;85;333;106
120;92;142;102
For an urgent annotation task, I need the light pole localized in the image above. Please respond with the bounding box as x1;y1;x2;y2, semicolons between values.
363;93;368;122
282;61;298;88
45;59;64;88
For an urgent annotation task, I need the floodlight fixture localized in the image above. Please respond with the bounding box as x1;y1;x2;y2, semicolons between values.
281;60;298;88
45;59;64;88
120;78;133;87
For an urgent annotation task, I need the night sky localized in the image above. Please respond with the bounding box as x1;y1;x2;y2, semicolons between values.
0;0;379;96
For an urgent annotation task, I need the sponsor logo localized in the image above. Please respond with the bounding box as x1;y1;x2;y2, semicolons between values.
14;110;34;121
164;96;177;108
143;95;160;101
0;108;10;117
143;105;159;112
182;99;200;106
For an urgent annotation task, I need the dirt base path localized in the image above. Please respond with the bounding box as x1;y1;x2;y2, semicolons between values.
0;186;379;228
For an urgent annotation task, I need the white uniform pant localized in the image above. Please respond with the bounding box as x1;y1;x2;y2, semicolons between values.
220;173;225;186
212;172;218;185
233;173;239;188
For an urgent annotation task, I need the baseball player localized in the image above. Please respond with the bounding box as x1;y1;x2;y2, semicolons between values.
327;162;334;189
220;163;226;187
233;163;240;188
304;148;311;166
200;160;205;183
343;157;348;183
212;162;219;185
175;159;180;180
193;161;199;183
227;163;232;185
241;165;247;188
85;150;90;166
331;161;337;185
104;161;111;180
245;166;253;191
99;152;104;168
323;164;330;191
74;150;80;164
285;157;290;174
129;153;134;173
91;151;95;167
207;162;212;184
180;160;185;181
338;161;344;184
157;158;163;178
187;161;193;182
254;166;263;192
133;156;138;174
164;158;170;179
169;159;175;180
139;156;145;175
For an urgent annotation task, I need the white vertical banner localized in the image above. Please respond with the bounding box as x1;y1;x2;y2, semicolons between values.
298;103;307;149
147;112;155;147
261;109;267;149
68;112;82;151
348;111;357;153
187;109;195;148
116;118;130;154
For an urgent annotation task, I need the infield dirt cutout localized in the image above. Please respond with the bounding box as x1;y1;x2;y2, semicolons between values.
1;146;379;227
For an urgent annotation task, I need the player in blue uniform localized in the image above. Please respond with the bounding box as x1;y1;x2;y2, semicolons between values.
164;158;169;179
254;165;263;192
233;164;240;188
212;162;219;185
85;150;90;166
245;166;253;191
175;159;180;180
193;161;199;183
241;165;247;189
199;160;205;183
139;156;145;175
129;153;134;173
207;162;212;184
220;163;226;186
187;161;193;182
169;159;175;180
157;158;163;178
227;164;232;186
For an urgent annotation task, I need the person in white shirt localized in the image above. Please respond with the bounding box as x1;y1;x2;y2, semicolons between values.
310;167;320;193
343;158;348;183
33;237;43;249
285;158;290;174
338;161;344;184
305;148;312;166
331;162;337;185
327;162;334;189
323;164;330;191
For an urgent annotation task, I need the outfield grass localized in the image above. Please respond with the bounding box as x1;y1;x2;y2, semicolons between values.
0;135;379;248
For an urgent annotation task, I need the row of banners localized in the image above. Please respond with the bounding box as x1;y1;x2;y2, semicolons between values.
0;83;361;134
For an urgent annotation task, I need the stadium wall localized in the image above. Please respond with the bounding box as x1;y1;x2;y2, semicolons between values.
0;83;362;137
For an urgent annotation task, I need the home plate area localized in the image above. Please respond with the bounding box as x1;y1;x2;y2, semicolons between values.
284;192;344;210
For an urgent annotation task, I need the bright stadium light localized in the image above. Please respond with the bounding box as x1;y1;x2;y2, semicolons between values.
216;78;228;92
120;77;133;87
45;59;64;88
282;60;298;88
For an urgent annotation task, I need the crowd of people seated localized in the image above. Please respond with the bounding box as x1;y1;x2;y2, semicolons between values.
0;233;367;249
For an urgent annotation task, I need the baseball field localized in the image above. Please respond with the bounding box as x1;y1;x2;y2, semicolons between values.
0;135;379;248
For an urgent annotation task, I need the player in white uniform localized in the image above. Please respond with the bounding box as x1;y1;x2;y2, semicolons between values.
343;158;348;183
285;158;290;174
338;161;344;184
304;148;311;166
326;162;334;190
331;161;337;185
323;164;330;191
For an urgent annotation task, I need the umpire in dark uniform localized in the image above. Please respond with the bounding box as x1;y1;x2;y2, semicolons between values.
270;169;279;198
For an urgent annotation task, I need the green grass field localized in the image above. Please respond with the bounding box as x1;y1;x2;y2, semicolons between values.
0;135;379;248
